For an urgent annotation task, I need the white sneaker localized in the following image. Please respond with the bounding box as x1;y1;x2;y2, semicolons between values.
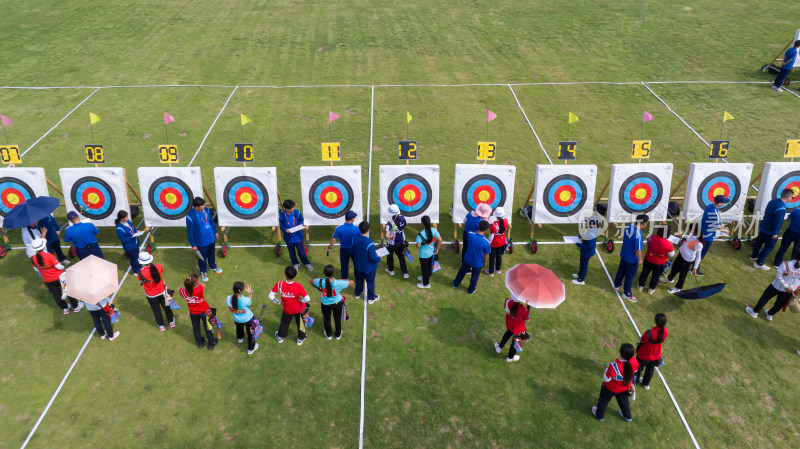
73;302;84;313
63;308;70;315
648;289;656;295
624;294;638;303
100;332;107;340
248;343;259;355
418;276;423;281
797;349;800;357
324;330;332;340
572;274;579;279
753;263;770;271
494;342;501;353
354;295;361;300
211;267;223;274
772;85;784;92
61;260;71;266
637;286;643;292
667;287;680;294
764;309;773;321
496;270;502;275
745;306;758;318
275;331;284;343
336;332;342;340
659;277;674;283
305;264;313;272
643;385;650;390
297;337;306;345
403;273;409;279
571;279;585;285
238;338;244;343
108;331;120;341
416;283;430;289
169;319;176;328
293;264;300;269
385;268;395;275
159;325;166;332
506;355;520;362
368;295;380;305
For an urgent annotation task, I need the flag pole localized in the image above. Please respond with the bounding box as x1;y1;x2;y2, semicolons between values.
567;122;570;141
795;120;799;139
241;124;244;142
486;120;489;140
720;120;724;140
329;121;332;142
641;121;644;140
164;122;169;144
90;123;94;144
2;126;8;144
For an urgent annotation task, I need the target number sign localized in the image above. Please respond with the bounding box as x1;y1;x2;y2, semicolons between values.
84;145;105;164
709;140;729;159
0;145;21;164
477;142;497;161
398;141;417;160
158;145;179;164
631;140;651;159
234;143;254;162
557;141;577;161
785;140;800;158
321;142;341;161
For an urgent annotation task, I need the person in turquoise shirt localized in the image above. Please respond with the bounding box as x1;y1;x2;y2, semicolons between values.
226;281;258;355
310;265;354;340
415;215;442;289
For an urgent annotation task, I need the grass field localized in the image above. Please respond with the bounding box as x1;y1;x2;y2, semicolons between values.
3;1;800;448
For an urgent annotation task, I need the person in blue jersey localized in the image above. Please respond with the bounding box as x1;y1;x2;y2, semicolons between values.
415;215;442;289
37;214;68;265
310;265;354;340
751;189;795;270
773;207;800;267
227;281;259;355
353;221;381;304
329;210;360;279
772;40;800;92
613;214;649;303
186;197;222;283
572;219;598;285
114;210;141;274
452;220;491;295
698;195;729;276
63;211;104;260
461;203;492;260
279;199;313;272
384;204;409;279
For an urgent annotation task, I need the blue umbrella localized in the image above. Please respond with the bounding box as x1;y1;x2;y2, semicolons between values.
673;275;726;300
1;196;60;229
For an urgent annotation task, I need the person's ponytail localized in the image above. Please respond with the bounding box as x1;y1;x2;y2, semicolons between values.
114;210;128;226
654;313;667;344
497;217;506;234
620;343;636;385
150;264;161;284
791;249;800;270
231;281;244;310
422;215;433;245
325;278;333;297
34;253;44;267
510;301;519;318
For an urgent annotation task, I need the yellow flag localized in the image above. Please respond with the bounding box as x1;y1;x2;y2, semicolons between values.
568;112;579;124
240;113;252;126
406;111;412;123
723;111;734;123
89;112;101;125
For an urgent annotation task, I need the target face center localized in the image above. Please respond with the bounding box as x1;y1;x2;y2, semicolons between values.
325;191;339;204
165;192;177;204
559;190;572;202
403;189;417;203
87;192;100;205
389;174;431;217
240;192;253;204
478;190;491;202
224;177;269;220
7;193;20;205
634;188;646;200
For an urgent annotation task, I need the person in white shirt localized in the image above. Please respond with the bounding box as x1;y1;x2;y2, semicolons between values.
747;248;800;321
664;224;703;294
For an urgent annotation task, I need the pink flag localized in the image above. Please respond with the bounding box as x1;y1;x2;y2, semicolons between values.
642;111;654;123
487;110;497;122
0;114;10;127
163;112;175;125
329;111;340;124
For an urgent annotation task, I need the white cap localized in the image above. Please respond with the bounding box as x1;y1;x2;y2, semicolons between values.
138;251;154;265
388;204;400;215
32;238;47;252
494;207;506;218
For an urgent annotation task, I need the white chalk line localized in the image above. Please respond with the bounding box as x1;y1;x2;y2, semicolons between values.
20;87;102;157
187;86;239;167
641;82;710;148
20;230;152;449
595;253;701;449
508;84;553;165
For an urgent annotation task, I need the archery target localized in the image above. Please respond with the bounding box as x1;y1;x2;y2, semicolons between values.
452;165;516;224
137;167;203;227
0;167;49;217
755;162;800;217
213;167;278;227
300;166;363;225
607;163;673;223
59;168;130;226
532;165;597;224
379;165;439;224
683;163;753;222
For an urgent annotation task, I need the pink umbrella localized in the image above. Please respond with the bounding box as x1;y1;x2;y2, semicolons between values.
504;264;565;308
64;255;119;304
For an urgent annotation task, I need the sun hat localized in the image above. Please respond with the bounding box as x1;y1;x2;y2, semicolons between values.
388;204;400;215
32;238;47;252
494;207;506;218
138;251;154;265
475;203;492;219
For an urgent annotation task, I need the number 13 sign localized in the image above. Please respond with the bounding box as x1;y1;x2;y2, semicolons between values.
477;142;496;161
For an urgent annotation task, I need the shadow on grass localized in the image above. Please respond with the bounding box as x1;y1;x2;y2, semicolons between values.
429;307;495;360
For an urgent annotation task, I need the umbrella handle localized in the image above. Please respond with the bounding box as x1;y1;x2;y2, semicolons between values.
693;273;700;290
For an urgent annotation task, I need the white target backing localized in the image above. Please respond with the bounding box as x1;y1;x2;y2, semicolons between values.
0;167;49;218
682;163;753;222
214;167;279;227
754;162;800;217
59;168;130;227
379;165;439;224
606;163;673;223
300;166;363;226
452;164;516;224
137;167;203;227
532;164;597;224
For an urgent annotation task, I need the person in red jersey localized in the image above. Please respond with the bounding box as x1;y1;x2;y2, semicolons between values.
137;252;175;332
637;226;674;295
179;273;217;350
635;313;668;391
592;343;638;422
493;297;529;362
270;266;311;345
29;238;83;314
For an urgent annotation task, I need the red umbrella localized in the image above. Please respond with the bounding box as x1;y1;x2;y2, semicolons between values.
504;264;565;309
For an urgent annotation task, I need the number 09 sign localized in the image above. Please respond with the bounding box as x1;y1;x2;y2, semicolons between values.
158;145;179;164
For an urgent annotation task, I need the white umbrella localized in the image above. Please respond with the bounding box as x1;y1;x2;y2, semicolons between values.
64;255;119;304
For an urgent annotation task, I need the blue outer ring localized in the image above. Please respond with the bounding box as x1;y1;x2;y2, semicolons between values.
461;174;506;211
71;178;115;219
544;175;586;217
619;174;662;214
147;176;193;220
388;175;431;217
308;176;354;219
223;176;268;219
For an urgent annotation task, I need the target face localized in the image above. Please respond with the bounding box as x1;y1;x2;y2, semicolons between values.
69;176;116;220
696;171;741;213
0;177;35;217
543;174;587;217
223;176;268;219
618;173;663;214
308;175;354;219
148;176;193;220
771;171;800;209
388;174;432;217
461;174;507;212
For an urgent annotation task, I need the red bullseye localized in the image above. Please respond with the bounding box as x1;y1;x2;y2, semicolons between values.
554;185;577;207
234;187;258;208
159;187;183;209
1;188;25;209
472;187;496;206
628;183;652;205
81;187;105;210
320;186;343;208
705;182;731;204
398;185;421;206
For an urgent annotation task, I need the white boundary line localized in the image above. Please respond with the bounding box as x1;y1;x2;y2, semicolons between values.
187;86;239;167
508;84;552;165
20;87;102;157
641;82;710;148
595;253;701;449
20;231;151;449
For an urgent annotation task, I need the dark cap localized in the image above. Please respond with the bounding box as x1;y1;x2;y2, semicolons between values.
714;195;729;204
345;210;357;220
67;211;79;220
